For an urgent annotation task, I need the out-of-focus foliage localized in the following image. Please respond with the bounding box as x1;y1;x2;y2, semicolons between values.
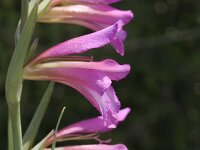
1;0;200;150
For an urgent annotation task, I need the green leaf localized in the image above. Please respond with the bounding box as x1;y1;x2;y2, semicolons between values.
51;107;66;150
21;0;29;31
5;4;38;103
23;82;55;150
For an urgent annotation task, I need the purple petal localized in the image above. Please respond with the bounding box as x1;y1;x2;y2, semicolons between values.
64;84;120;128
68;21;127;55
32;22;120;63
110;22;127;56
49;144;128;150
34;59;130;80
24;59;130;127
55;108;130;137
38;4;133;56
46;108;130;145
39;5;133;26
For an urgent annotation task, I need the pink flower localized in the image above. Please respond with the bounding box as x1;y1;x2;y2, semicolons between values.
38;0;133;55
23;22;130;127
45;108;130;150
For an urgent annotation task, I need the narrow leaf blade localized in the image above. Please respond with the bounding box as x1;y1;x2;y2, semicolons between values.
51;107;66;150
23;82;55;150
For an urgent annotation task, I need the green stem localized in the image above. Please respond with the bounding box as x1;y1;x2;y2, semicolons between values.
8;102;22;150
21;0;28;31
5;4;37;150
8;113;14;150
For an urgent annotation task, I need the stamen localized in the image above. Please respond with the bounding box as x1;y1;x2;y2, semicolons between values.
37;56;93;64
56;133;98;142
93;136;112;144
55;133;111;144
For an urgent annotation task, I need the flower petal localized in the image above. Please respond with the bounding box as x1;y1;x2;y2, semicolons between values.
56;108;130;137
46;108;130;146
32;22;121;63
24;59;130;127
63;84;120;128
48;144;128;150
38;3;133;56
40;4;133;25
30;59;130;80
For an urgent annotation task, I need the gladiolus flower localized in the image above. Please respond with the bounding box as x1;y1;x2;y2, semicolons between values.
23;22;130;127
38;0;133;55
45;108;130;150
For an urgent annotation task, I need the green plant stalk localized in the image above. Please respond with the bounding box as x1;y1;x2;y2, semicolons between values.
21;0;29;31
6;5;37;104
8;102;22;150
8;113;14;150
5;5;38;150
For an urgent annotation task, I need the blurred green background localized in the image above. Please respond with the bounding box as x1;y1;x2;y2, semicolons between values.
1;0;200;149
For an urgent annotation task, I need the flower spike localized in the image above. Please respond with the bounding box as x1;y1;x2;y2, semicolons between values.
23;23;131;127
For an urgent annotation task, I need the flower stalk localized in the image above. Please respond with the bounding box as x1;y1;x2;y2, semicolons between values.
5;4;38;150
5;0;133;149
21;0;29;31
23;21;131;127
8;102;23;150
8;113;14;150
